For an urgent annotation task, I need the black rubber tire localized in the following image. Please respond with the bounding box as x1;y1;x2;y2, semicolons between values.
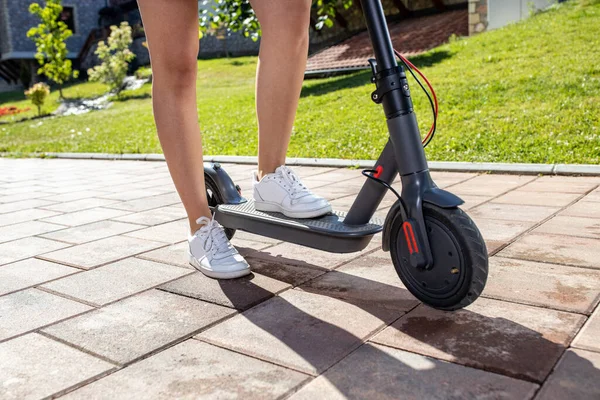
390;202;488;311
205;177;236;240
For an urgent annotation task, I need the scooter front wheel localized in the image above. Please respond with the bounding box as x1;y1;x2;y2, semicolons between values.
390;203;488;311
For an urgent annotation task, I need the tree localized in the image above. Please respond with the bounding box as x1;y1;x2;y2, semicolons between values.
25;82;51;116
27;0;78;99
199;0;353;40
87;22;136;97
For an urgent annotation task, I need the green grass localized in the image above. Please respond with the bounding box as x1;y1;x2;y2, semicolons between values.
1;0;599;163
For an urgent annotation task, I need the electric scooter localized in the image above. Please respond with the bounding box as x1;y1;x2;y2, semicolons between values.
203;0;488;310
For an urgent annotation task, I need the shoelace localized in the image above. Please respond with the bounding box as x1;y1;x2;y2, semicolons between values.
278;166;312;200
195;216;234;258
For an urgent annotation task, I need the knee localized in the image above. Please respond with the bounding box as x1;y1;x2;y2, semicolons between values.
151;48;198;89
260;2;311;42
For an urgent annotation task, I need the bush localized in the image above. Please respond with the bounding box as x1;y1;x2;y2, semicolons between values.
134;66;152;81
24;82;50;116
87;22;136;96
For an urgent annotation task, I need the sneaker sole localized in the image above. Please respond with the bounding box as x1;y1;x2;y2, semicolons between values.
187;252;251;280
254;201;332;219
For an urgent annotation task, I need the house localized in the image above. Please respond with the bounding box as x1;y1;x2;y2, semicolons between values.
468;0;563;34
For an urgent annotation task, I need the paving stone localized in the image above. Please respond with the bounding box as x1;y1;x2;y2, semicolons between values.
40;220;146;244
39;235;164;270
0;191;53;203
572;306;600;352
160;270;289;310
430;172;477;188
42;258;191;306
0;221;64;244
0;198;57;214
0;289;92;341
290;343;538;400
371;298;584;382
450;175;536;197
484;257;600;314
0;333;115;400
246;240;380;271
43;290;234;365
247;257;327;287
105;192;181;212
561;200;600;218
494;190;581;207
233;230;282;244
0;237;70;266
61;340;307;400
42;197;121;213
298;251;419;315
124;219;189;244
231;237;275;256
199;288;399;375
534;215;600;239
42;190;113;203
0;258;78;296
584;188;600;202
0;208;61;227
40;207;132;227
520;177;598;194
499;233;600;269
458;194;493;210
137;242;191;269
469;202;560;222
111;205;186;226
535;349;600;400
486;240;507;254
472;217;536;243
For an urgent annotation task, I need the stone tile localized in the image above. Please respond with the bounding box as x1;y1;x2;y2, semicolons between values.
0;258;78;296
584;188;600;202
199;288;399;375
430;171;477;188
231;237;277;257
41;197;120;213
111;205;185;226
0;191;53;203
61;340;308;400
39;235;164;270
137;242;191;269
246;240;380;271
0;237;70;266
371;298;585;383
561;200;600;219
520;177;598;194
124;219;189;244
42;190;111;203
290;343;538;400
486;240;507;254
42;258;191;306
39;220;146;244
160;270;289;310
311;168;363;182
0;208;61;227
43;290;234;365
535;349;600;400
298;251;419;314
0;289;92;341
472;217;535;242
458;194;493;210
0;221;64;244
0;333;115;400
0;198;57;214
572;306;600;352
40;207;132;227
233;230;281;244
105;192;181;212
499;233;600;269
484;257;600;314
469;202;559;222
494;190;581;207
247;257;327;287
534;215;600;239
450;175;536;197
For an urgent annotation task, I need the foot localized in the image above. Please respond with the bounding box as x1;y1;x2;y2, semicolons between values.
253;165;332;219
188;216;250;279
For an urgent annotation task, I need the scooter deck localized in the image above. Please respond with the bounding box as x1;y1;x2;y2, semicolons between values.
215;200;383;253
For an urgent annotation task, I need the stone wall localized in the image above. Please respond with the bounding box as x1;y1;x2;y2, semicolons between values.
468;0;487;34
0;0;11;56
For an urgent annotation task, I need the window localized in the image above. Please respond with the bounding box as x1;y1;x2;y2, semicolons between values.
59;7;76;34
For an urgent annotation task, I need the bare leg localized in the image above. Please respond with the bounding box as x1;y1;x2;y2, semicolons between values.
137;0;210;233
251;0;311;179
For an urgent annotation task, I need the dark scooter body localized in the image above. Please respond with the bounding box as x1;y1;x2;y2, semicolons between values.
204;0;488;310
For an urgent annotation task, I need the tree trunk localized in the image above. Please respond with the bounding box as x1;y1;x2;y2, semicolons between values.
37;105;41;116
58;85;64;99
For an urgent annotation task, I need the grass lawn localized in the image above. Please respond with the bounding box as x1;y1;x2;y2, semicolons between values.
1;0;599;163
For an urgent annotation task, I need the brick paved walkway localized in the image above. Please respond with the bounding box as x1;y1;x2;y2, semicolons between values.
0;158;599;399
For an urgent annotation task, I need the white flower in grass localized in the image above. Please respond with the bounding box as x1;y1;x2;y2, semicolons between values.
85;127;90;132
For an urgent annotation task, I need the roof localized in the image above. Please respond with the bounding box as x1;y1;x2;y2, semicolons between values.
306;9;468;74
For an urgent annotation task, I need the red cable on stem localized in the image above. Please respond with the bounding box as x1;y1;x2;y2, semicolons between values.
393;50;438;145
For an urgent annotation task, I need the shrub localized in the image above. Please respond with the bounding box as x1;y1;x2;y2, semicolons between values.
25;82;51;116
87;22;136;97
134;66;152;81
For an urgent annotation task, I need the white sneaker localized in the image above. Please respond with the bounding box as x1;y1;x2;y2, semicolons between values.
187;216;250;279
253;165;332;219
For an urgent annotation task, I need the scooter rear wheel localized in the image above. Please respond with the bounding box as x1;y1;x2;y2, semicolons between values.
205;179;236;240
390;203;488;310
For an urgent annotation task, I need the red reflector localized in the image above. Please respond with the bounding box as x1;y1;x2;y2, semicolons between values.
402;221;419;254
373;165;383;179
